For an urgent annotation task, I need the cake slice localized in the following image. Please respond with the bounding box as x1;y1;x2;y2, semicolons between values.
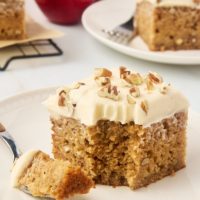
11;150;94;200
44;67;189;189
135;0;200;51
0;0;25;40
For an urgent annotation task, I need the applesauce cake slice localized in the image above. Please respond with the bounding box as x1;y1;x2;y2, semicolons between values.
44;67;189;189
135;0;200;51
11;150;94;200
0;0;25;40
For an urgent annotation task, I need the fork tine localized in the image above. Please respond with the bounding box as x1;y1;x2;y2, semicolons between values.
102;27;133;43
103;26;137;45
101;16;137;45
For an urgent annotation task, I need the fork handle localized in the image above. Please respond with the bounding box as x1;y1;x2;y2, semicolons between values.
0;123;22;161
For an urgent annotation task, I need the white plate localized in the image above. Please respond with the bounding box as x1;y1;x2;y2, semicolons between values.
82;0;200;65
0;88;200;200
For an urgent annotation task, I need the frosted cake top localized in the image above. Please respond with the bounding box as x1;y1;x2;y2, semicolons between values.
44;67;188;127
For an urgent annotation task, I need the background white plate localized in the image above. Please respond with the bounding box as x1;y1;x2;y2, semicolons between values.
82;0;200;65
0;88;200;200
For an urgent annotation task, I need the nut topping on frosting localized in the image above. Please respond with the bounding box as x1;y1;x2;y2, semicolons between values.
72;82;85;89
95;77;111;86
58;89;69;107
95;68;112;78
130;86;140;98
98;85;120;101
57;87;74;116
127;86;140;104
141;100;148;114
145;79;154;91
120;67;143;86
43;67;189;127
121;79;132;87
124;73;143;86
147;72;163;84
119;66;131;78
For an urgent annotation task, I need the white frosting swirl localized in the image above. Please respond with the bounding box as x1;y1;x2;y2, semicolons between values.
44;69;189;127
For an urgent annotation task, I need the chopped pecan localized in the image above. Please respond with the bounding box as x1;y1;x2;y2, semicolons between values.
72;82;85;89
121;78;132;87
57;87;70;107
119;67;143;86
129;86;140;98
147;72;163;84
125;73;143;85
94;68;112;78
98;85;120;101
145;78;154;91
95;77;111;86
141;100;148;114
57;88;74;116
58;90;67;106
119;66;131;78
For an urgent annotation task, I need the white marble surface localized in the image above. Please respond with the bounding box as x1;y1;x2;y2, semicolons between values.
0;0;200;114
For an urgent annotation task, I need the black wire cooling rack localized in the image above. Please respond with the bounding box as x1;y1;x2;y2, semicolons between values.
0;39;63;71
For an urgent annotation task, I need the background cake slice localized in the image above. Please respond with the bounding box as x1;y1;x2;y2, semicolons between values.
44;67;189;189
135;0;200;51
11;150;94;200
0;0;25;40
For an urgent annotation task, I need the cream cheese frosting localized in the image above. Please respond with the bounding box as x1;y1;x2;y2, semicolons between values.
137;0;200;7
11;150;39;187
44;68;189;127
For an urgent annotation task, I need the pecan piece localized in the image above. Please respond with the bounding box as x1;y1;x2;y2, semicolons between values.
141;100;148;114
145;78;154;91
147;72;163;84
58;90;67;106
130;86;140;98
125;73;143;85
98;85;120;101
119;66;131;78
95;77;111;86
94;68;112;78
72;82;85;89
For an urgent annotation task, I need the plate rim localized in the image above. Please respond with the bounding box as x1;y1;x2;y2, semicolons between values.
0;87;56;108
82;0;200;65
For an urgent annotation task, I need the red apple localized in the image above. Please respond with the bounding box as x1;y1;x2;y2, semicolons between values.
35;0;96;25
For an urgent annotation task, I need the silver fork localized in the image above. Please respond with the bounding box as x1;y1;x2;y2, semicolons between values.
102;17;137;45
0;123;51;198
0;123;21;161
